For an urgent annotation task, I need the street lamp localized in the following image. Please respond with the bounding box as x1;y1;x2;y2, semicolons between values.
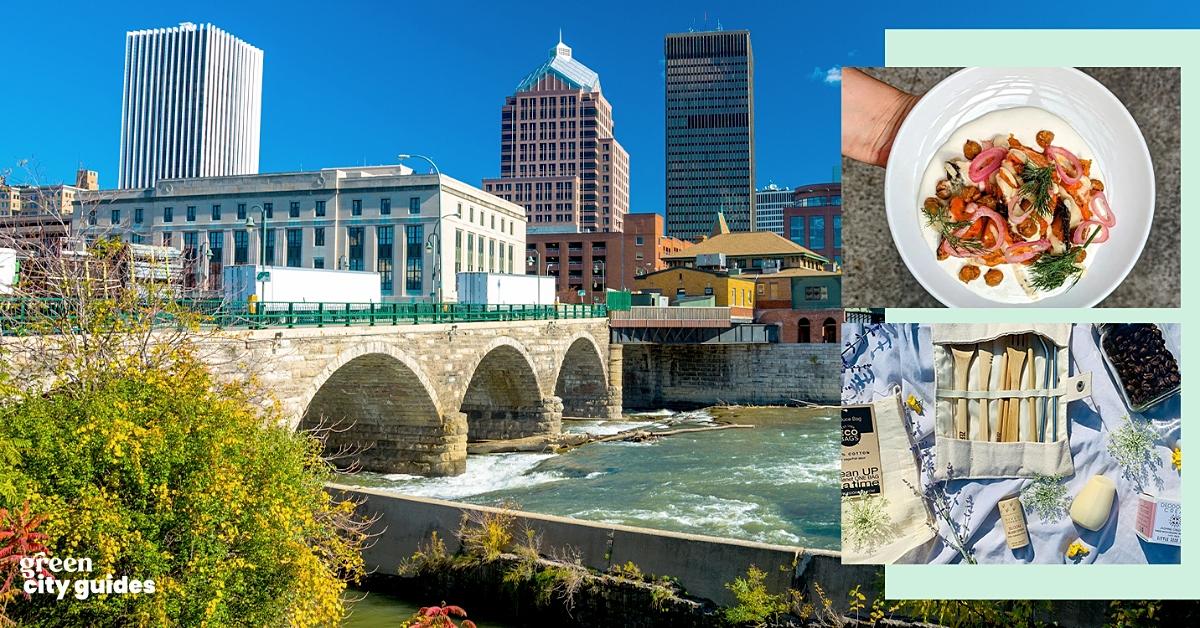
243;204;266;303
526;251;542;307
399;153;444;303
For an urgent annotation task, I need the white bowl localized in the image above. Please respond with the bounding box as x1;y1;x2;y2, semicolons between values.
884;67;1155;308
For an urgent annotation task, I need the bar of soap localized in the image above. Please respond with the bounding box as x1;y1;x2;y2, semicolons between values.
1070;475;1117;531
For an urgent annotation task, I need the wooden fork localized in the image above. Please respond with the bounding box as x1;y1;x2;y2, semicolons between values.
1002;335;1029;442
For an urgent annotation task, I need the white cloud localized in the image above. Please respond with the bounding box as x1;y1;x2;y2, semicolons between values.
809;66;842;84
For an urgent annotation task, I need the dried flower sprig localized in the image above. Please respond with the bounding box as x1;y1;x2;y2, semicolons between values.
1020;474;1072;522
843;496;895;554
901;404;977;565
1106;415;1163;493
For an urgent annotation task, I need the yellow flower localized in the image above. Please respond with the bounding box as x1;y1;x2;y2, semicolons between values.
1172;447;1182;472
906;394;924;415
1067;541;1090;561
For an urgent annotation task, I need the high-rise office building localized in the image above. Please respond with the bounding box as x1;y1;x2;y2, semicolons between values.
755;183;792;236
664;29;755;241
118;22;263;189
483;37;629;234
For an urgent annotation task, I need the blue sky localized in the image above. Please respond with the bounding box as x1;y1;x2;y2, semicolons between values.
1;1;855;214
3;1;1196;214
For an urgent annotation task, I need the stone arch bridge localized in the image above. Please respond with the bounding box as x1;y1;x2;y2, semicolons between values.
203;318;620;477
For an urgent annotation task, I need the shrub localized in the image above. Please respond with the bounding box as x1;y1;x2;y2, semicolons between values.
723;565;787;627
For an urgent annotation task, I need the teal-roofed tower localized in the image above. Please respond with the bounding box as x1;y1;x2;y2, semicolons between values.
483;36;630;235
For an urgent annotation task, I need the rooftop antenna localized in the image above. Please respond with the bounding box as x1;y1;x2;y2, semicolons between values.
558;28;563;44
717;20;723;31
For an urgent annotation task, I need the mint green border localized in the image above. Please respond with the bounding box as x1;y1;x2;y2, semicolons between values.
882;29;1190;600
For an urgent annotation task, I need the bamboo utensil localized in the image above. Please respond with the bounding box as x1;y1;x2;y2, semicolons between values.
1002;336;1028;442
951;345;974;439
977;343;993;441
1026;343;1036;442
995;340;1010;442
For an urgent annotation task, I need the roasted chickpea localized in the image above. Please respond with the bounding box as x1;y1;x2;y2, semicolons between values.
1036;129;1055;149
958;265;981;283
1091;179;1105;191
935;180;952;200
984;268;1003;286
963;140;982;160
923;197;940;212
961;186;981;202
1017;219;1039;238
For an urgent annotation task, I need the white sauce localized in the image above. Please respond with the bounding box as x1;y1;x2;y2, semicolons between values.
918;107;1103;303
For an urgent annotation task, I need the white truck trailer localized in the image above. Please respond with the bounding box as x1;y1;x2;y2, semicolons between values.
0;248;17;295
455;272;556;305
223;265;381;306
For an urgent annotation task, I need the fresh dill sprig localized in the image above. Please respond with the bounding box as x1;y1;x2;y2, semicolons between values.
922;203;985;254
1020;162;1056;216
1028;224;1100;291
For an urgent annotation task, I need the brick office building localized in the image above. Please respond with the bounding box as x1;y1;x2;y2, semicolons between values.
783;182;841;268
525;213;688;303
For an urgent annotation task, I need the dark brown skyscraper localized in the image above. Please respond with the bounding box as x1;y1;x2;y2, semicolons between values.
664;29;755;240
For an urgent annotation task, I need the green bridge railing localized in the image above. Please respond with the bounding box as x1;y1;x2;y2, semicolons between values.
0;298;607;334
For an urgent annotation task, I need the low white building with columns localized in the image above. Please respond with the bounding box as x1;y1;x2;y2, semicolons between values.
75;165;527;302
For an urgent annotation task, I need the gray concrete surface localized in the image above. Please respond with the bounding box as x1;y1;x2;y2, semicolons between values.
329;484;878;609
843;67;1180;308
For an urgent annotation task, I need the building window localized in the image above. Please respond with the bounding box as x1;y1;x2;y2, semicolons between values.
208;231;224;288
408;196;420;214
164;207;174;223
161;232;173;247
789;217;804;245
314;227;325;246
804;286;829;301
265;229;276;265
380;198;391;215
134;207;144;224
467;233;475;271
110;209;120;224
809;216;825;250
508;244;514;274
377;226;394;294
264;202;274;219
405;225;424;293
823;317;838;343
131;234;145;244
347;227;364;270
635;235;644;246
237;203;247;220
211;204;221;220
186;206;196;222
455;229;463;274
234;230;249;264
798;318;812;343
351;199;362;216
313;257;325;269
315;200;326;217
286;228;303;267
498;241;505;273
87;209;97;226
833;215;842;249
289;201;300;218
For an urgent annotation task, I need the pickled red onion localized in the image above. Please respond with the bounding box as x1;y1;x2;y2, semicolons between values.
967;204;1012;248
1090;191;1116;228
969;147;1007;183
1002;239;1051;264
1072;220;1109;245
1045;145;1083;186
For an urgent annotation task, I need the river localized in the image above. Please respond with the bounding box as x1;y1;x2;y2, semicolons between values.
342;406;838;624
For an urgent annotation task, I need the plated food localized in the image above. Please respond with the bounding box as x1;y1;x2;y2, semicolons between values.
884;67;1155;308
919;107;1115;302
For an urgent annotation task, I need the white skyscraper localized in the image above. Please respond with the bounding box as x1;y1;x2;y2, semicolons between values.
118;22;263;189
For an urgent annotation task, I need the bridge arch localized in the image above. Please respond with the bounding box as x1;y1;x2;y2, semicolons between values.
297;342;465;476
460;337;560;441
554;333;611;419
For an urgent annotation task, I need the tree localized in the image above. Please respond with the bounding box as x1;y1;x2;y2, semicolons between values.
0;223;371;626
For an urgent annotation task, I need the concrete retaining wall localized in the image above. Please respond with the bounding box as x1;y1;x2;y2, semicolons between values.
620;343;841;408
331;485;877;609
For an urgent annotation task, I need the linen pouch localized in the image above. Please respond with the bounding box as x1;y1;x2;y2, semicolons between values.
932;323;1091;481
841;391;935;564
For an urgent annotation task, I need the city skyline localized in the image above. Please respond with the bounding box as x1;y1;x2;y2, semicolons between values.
1;1;847;217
